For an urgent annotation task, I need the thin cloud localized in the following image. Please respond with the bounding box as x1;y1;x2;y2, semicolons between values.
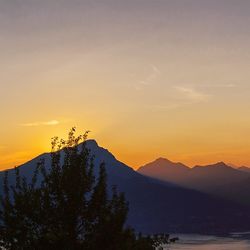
202;83;237;88
216;83;236;88
135;64;161;90
21;120;60;127
43;120;60;126
151;103;182;110
174;86;210;103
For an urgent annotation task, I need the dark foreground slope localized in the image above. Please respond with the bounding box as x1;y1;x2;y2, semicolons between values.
1;140;250;234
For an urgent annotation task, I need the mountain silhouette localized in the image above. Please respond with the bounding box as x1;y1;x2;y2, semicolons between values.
138;158;250;205
138;158;190;183
238;166;250;173
1;141;250;234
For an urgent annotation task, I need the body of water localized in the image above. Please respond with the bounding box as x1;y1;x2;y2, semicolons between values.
165;232;250;250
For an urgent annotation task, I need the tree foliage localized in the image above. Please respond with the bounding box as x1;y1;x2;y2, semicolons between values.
0;128;169;250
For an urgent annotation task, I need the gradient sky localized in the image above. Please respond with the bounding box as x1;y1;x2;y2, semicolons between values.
1;0;250;170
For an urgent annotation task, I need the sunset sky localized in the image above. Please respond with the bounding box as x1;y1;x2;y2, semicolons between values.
1;0;250;170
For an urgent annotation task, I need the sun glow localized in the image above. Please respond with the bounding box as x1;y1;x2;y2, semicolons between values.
1;1;250;170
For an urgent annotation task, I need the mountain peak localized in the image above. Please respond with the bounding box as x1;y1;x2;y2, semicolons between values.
154;157;174;164
153;157;189;167
213;162;228;167
193;161;230;169
138;157;190;180
142;157;190;169
85;139;99;147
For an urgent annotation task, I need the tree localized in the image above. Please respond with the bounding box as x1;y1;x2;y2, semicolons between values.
0;128;161;250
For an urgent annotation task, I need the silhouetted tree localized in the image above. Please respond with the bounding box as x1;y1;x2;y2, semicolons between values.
0;128;169;250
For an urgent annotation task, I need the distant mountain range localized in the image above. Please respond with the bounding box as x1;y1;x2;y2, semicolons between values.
138;158;250;206
238;166;250;173
1;141;250;234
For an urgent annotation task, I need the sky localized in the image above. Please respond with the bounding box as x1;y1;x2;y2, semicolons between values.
1;0;250;170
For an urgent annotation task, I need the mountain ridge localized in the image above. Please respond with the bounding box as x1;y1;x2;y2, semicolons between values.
1;141;250;234
138;158;250;205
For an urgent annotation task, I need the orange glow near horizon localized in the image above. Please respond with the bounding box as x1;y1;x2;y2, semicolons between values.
1;1;250;171
2;124;250;171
